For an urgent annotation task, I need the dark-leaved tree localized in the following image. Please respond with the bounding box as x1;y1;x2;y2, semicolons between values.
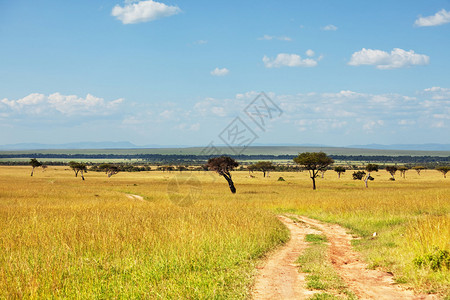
436;166;450;178
29;158;42;176
334;166;346;178
364;164;379;188
412;166;425;176
68;161;88;180
206;156;239;193
251;161;275;177
293;152;334;190
385;165;397;180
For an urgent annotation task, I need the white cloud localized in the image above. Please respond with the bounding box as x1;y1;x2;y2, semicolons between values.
423;87;450;99
194;40;208;45
415;9;450;27
348;48;430;69
306;49;315;57
210;67;229;76
258;35;292;41
322;24;338;31
0;93;123;116
263;53;318;68
111;0;181;24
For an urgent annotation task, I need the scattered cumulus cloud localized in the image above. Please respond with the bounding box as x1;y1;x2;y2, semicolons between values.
210;67;229;76
423;86;450;99
348;48;430;69
258;35;292;41
322;24;338;31
0;93;123;117
414;9;450;27
111;0;181;24
306;49;315;57
263;53;318;68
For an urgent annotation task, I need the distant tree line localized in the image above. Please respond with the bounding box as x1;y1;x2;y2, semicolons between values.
1;153;449;164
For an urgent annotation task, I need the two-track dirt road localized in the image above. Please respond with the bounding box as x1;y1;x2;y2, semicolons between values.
251;215;437;300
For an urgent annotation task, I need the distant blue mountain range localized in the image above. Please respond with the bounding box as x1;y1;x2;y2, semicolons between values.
0;142;449;151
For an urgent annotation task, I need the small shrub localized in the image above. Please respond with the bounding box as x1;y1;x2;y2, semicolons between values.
413;247;450;271
277;177;285;181
352;171;366;180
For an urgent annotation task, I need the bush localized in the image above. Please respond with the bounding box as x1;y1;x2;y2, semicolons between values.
413;247;450;271
352;171;366;180
277;177;285;181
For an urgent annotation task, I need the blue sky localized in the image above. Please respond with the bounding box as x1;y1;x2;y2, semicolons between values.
0;0;449;147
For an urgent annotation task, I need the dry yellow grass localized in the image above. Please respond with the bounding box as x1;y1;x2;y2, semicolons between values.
0;166;449;298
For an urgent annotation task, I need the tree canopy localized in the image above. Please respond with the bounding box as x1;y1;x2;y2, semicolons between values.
206;156;239;193
293;152;334;190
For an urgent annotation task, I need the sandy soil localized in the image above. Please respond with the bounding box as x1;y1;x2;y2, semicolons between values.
251;214;437;300
252;215;321;299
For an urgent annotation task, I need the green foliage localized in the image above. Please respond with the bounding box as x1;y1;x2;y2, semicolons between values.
365;164;379;172
294;152;334;171
29;158;42;168
436;166;450;178
277;176;285;181
414;247;450;271
352;171;366;180
249;161;275;176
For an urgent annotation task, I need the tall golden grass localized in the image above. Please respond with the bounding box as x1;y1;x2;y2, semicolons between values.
0;166;449;297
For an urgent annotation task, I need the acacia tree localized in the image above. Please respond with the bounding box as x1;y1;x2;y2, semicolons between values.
206;156;239;193
436;166;450;178
385;165;397;180
398;166;409;179
98;164;119;178
412;166;425;175
77;163;87;180
251;161;275;177
69;161;81;177
29;158;42;176
364;164;379;188
293;152;334;190
247;164;257;175
334;166;346;178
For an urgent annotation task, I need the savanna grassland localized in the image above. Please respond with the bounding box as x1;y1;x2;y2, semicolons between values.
0;166;449;298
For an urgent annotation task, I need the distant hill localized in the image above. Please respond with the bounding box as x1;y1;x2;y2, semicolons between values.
348;144;450;151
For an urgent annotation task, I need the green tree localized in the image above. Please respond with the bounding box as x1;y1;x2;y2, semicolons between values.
352;171;366;180
29;158;42;176
385;165;397;180
334;166;346;178
412;166;425;175
206;156;239;193
364;164;379;188
293;152;334;190
69;161;81;177
436;166;450;178
251;161;275;177
398;166;409;178
98;164;119;178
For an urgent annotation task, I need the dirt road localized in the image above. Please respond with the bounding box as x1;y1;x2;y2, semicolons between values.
251;215;436;300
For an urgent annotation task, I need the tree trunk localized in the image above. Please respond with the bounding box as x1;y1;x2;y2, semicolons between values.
31;167;34;176
311;176;316;190
263;171;266;177
81;171;85;181
338;173;341;179
365;172;370;188
222;173;236;193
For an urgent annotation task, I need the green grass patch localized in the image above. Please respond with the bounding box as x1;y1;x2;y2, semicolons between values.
298;234;356;299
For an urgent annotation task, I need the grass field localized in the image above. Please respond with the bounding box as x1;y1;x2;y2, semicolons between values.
0;166;449;298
